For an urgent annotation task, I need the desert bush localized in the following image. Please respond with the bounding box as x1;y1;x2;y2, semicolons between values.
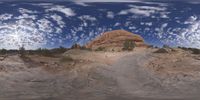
178;47;200;54
163;44;170;48
0;49;7;55
60;56;74;62
95;47;105;51
57;46;67;53
147;45;154;48
19;46;26;57
191;48;200;54
50;46;67;54
123;40;135;51
71;43;81;49
154;48;169;53
35;48;54;57
79;46;91;51
41;49;54;57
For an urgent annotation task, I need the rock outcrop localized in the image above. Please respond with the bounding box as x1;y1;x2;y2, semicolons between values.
86;30;146;51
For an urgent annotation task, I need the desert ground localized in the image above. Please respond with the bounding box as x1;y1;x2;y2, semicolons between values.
0;47;200;100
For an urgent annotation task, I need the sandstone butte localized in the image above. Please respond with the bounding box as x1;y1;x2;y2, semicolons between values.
86;30;147;51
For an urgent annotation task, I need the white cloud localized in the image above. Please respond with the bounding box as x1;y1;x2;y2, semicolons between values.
50;14;65;29
129;26;136;30
154;16;200;48
0;13;13;21
75;2;89;6
0;11;67;49
73;0;142;2
14;14;37;20
37;18;54;33
160;12;170;18
0;19;46;49
114;22;121;26
145;22;153;26
107;11;115;19
46;5;76;17
184;15;198;24
78;15;97;21
18;8;38;14
30;3;54;6
161;23;168;28
119;5;168;17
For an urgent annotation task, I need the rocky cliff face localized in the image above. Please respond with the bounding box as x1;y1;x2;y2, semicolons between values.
86;30;146;51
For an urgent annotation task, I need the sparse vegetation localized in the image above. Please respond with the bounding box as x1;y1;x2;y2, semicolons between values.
80;46;92;51
123;40;135;51
147;45;154;48
163;44;170;48
154;48;169;53
95;47;105;51
0;49;7;55
60;56;74;62
191;48;200;54
178;46;200;54
71;43;81;49
19;46;26;58
36;48;54;57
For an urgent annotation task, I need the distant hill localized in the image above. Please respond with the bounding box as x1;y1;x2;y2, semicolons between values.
86;30;147;51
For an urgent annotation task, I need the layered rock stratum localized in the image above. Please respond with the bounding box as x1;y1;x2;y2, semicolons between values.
86;30;147;51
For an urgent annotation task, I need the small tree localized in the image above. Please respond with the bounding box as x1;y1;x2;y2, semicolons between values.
19;46;26;57
123;40;135;51
0;49;7;55
57;46;66;53
71;43;81;49
40;49;53;57
163;44;170;48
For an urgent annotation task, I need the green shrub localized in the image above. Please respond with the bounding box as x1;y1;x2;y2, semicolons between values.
123;40;135;51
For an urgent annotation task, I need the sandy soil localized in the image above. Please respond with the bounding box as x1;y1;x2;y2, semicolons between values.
0;48;200;100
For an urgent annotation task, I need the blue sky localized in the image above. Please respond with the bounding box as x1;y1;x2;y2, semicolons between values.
0;0;200;49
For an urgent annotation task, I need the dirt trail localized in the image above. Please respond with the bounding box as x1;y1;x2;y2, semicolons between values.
110;49;200;100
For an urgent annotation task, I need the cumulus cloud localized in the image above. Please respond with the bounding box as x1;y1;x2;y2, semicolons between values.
50;14;65;28
107;11;115;19
14;14;37;20
72;0;142;2
18;8;38;14
0;13;13;21
153;15;200;48
45;5;76;16
0;19;46;49
78;15;97;21
184;15;198;24
0;6;69;49
74;2;89;6
119;5;168;17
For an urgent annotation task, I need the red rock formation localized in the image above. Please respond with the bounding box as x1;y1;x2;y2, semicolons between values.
86;30;147;51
